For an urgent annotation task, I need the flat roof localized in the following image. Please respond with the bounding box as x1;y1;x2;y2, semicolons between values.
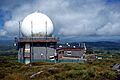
57;47;84;51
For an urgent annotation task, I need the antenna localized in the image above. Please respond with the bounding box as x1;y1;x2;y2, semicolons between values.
19;21;21;38
31;21;33;37
18;21;21;62
83;43;87;53
45;21;48;60
30;21;33;63
79;43;81;47
45;21;47;39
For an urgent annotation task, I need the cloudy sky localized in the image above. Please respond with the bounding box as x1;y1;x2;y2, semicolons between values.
0;0;120;42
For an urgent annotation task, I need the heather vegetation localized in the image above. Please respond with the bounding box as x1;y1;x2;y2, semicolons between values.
0;53;120;80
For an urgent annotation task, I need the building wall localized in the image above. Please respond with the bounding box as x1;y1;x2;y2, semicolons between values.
58;49;85;60
64;50;84;57
18;46;56;63
33;47;56;60
18;48;23;62
17;37;58;64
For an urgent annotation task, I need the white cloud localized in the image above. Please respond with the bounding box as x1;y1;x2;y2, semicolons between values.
0;0;120;37
4;20;19;34
0;29;7;36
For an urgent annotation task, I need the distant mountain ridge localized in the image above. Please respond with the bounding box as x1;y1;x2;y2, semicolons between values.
59;41;120;50
0;40;120;50
0;40;14;46
85;41;120;50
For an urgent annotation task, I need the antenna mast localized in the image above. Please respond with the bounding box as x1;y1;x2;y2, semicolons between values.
18;21;22;62
30;21;33;63
84;43;87;53
45;21;47;60
19;21;21;38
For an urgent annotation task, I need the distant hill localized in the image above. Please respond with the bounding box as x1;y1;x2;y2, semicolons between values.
0;40;15;51
0;40;120;50
0;40;14;45
58;41;120;50
86;41;120;50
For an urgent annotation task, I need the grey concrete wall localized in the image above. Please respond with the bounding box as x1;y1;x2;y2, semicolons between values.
18;47;56;59
33;47;56;60
18;48;24;62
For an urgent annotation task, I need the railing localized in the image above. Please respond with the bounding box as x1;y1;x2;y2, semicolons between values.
15;37;59;42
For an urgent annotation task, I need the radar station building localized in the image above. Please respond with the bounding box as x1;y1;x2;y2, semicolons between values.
15;12;58;64
15;12;86;64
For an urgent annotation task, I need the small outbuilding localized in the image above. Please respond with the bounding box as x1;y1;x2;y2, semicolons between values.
57;47;86;62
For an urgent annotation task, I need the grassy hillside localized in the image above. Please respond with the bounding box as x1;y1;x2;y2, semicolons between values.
0;54;120;80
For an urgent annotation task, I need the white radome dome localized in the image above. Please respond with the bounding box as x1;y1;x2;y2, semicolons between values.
21;12;53;37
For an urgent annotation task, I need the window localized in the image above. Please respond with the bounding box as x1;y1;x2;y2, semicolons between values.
67;51;72;55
